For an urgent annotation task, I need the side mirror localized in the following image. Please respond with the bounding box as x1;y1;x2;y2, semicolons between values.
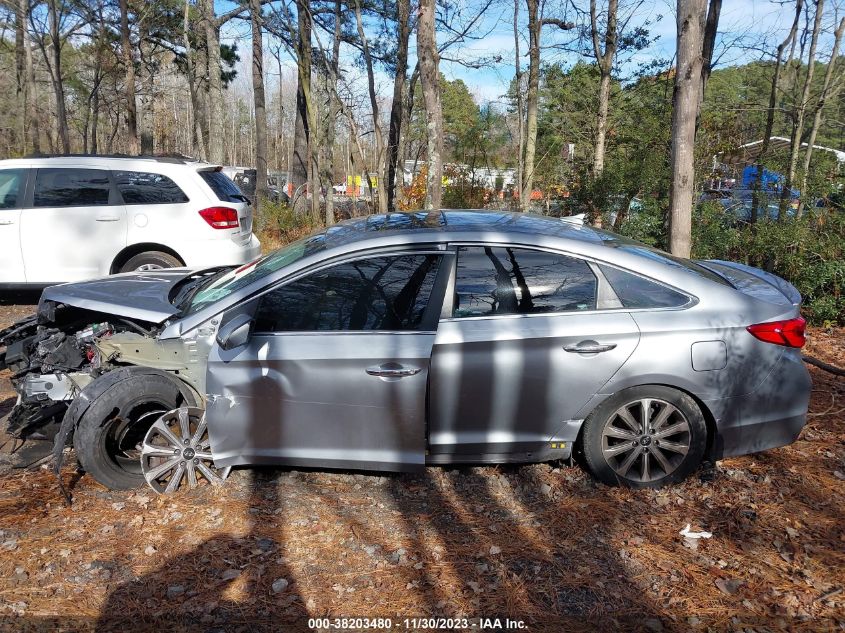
216;313;252;351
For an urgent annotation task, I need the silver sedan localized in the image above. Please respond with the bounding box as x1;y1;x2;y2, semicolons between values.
0;210;811;492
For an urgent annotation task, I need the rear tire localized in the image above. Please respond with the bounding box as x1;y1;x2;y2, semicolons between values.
120;251;182;273
581;386;707;488
73;374;193;490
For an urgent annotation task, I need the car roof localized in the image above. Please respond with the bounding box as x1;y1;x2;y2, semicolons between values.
0;155;215;170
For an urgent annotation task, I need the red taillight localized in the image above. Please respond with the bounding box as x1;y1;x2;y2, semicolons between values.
747;317;806;348
198;206;239;229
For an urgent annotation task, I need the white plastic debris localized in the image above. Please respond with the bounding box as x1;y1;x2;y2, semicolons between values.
679;524;712;539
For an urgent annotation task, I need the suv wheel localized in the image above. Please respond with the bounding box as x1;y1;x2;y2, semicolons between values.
581;386;707;488
120;251;182;273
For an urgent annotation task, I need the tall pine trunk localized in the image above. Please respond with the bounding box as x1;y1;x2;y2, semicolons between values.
204;0;225;163
386;0;410;212
119;0;139;154
521;0;540;210
417;0;443;212
251;0;268;223
47;0;70;153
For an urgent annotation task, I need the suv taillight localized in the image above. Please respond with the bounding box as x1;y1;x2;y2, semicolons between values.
199;206;239;229
747;317;806;348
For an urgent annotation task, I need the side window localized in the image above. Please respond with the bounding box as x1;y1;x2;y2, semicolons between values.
34;168;111;207
453;246;597;317
0;169;26;209
113;171;189;204
253;254;441;333
598;264;689;309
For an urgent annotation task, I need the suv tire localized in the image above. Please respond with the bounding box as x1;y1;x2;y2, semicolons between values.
120;251;182;273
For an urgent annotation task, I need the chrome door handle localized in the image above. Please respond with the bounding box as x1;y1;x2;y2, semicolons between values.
564;342;617;354
0;219;13;225
95;216;121;222
366;364;422;378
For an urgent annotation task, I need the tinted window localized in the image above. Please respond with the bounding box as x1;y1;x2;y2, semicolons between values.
199;171;248;203
0;169;25;209
34;169;111;207
453;247;596;317
598;264;689;309
253;254;441;332
114;171;189;204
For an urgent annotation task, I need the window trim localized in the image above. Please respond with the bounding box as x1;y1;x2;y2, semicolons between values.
440;242;697;323
247;248;453;336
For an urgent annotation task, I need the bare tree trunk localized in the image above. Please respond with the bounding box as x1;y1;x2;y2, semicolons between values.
15;0;25;153
521;0;541;210
119;0;139;154
797;11;843;216
183;0;206;158
417;0;443;211
386;0;410;212
750;0;802;223
204;0;224;163
24;4;40;155
513;0;524;207
355;0;388;215
292;0;312;214
324;0;342;225
667;0;708;258
251;0;268;223
47;0;70;153
590;0;618;178
139;17;154;154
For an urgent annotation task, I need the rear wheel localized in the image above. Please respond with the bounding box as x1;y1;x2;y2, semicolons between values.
73;374;193;490
120;251;182;273
581;386;707;488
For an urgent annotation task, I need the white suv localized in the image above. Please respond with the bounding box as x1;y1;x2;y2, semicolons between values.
0;155;261;286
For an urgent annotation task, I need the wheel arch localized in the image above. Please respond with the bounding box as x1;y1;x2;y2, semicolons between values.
110;243;185;274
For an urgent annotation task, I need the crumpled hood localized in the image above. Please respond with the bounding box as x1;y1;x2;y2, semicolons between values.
40;269;196;324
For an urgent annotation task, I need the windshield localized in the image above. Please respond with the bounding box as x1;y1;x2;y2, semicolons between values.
183;231;329;314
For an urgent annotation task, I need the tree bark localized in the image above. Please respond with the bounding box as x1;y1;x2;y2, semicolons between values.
139;16;154;154
119;0;139;154
386;0;411;212
15;0;26;153
521;0;541;210
667;0;708;258
513;0;524;207
204;0;225;163
251;0;268;223
47;0;70;153
23;0;39;154
417;0;443;211
590;0;618;178
324;0;342;226
183;0;206;159
797;12;843;216
291;0;312;215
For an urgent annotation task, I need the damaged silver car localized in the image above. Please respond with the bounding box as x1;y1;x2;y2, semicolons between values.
0;211;812;494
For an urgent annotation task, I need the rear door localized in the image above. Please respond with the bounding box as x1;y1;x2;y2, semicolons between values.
205;249;451;471
21;167;127;282
428;245;640;458
0;168;27;283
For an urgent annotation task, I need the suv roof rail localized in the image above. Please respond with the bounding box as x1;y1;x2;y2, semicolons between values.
21;153;201;164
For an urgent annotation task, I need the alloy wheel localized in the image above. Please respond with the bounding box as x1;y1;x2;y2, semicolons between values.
600;398;691;483
140;407;231;494
135;263;164;271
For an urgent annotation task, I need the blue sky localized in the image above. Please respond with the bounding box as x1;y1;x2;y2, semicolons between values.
219;0;830;104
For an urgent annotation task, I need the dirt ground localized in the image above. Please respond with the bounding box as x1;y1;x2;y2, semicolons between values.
0;298;842;632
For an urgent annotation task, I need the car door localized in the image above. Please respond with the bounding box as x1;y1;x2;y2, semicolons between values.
205;249;451;472
0;168;28;284
21;167;127;283
428;245;641;458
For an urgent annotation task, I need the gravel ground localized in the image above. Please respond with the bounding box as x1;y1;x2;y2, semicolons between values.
0;298;842;632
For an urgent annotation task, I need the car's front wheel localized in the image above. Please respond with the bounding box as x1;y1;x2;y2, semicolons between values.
581;386;707;488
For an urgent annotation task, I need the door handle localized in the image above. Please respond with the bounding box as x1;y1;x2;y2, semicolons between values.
0;219;13;225
563;342;617;354
366;364;422;378
95;216;121;222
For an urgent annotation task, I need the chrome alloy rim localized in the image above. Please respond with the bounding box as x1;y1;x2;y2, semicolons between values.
140;407;231;494
601;398;691;483
135;263;164;271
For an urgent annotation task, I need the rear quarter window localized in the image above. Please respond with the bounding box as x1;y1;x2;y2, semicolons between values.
199;171;248;203
114;171;189;204
598;264;690;309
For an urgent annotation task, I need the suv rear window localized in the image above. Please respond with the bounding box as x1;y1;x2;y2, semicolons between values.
114;171;189;204
34;168;111;207
199;171;248;203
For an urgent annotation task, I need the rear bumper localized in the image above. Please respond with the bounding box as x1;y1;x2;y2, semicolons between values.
179;233;261;268
706;350;812;459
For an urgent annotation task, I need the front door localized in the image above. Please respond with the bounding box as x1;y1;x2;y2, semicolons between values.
428;245;641;457
0;168;27;284
205;250;450;471
21;167;127;282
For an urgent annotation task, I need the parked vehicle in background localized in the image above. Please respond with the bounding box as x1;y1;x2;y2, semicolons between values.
0;211;811;494
232;169;289;205
0;156;261;286
702;188;797;223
